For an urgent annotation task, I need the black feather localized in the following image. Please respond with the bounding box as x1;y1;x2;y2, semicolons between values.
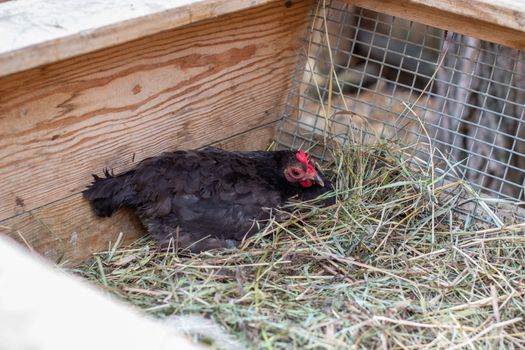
83;147;334;252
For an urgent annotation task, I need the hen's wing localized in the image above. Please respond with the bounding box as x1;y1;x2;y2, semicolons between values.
129;150;285;249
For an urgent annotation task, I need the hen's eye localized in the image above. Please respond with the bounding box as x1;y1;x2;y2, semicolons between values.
288;166;304;179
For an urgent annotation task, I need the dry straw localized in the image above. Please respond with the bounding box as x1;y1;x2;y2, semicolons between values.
74;143;525;349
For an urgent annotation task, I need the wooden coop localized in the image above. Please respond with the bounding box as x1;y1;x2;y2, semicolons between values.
0;1;524;266
1;0;525;348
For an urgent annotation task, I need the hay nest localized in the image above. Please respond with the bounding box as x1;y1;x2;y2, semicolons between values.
74;143;525;349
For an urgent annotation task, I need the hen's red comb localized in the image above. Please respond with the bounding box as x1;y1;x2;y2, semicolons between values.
295;150;310;165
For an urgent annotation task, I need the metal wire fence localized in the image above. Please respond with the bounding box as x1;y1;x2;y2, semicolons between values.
275;1;525;225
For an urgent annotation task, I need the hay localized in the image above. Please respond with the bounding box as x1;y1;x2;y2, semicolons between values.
73;144;525;349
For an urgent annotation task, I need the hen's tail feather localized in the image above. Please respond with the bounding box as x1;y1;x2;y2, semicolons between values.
83;169;137;217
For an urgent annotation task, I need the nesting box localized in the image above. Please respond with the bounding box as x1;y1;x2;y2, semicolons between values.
1;0;524;265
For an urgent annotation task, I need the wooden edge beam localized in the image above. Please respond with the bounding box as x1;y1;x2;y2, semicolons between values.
1;0;523;78
347;0;525;49
0;0;280;77
408;0;525;34
0;235;205;350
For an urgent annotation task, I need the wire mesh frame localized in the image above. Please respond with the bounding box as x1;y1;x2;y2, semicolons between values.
274;1;525;226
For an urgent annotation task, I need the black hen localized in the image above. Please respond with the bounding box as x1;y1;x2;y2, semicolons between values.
83;147;334;252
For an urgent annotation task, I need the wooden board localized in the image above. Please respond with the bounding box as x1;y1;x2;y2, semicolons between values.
2;0;523;79
0;123;278;265
0;236;205;350
0;0;311;222
0;0;283;77
348;0;525;49
0;0;311;264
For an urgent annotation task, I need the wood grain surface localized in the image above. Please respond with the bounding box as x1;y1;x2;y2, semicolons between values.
0;0;283;77
0;0;311;264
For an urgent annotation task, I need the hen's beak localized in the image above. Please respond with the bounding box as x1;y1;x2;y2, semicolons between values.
312;172;324;187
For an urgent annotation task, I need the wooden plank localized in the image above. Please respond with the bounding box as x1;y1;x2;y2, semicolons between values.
0;236;205;350
1;0;523;77
0;198;143;264
0;0;284;77
0;0;312;222
213;122;277;151
347;0;525;49
0;123;278;265
408;0;525;33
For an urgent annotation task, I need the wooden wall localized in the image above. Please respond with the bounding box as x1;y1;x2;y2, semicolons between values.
347;0;525;49
0;0;313;265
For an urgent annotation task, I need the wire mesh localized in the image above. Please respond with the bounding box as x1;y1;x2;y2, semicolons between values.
275;0;525;225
